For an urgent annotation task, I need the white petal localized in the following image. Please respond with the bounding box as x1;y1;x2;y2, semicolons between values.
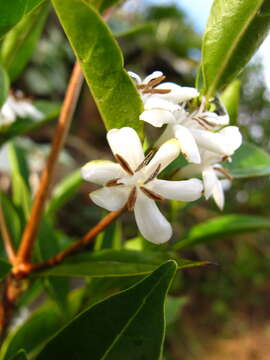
107;127;144;171
146;138;180;174
143;71;163;84
140;109;175;127
1;101;16;123
143;96;180;112
219;126;242;153
173;124;201;164
192;126;242;156
148;178;203;201
90;186;129;211
174;163;202;179
17;101;43;120
202;166;218;199
81;160;125;185
128;71;141;84
134;191;172;243
201;112;229;127
212;180;225;210
155;83;199;103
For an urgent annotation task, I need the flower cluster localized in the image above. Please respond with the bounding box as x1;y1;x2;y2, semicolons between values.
81;71;242;244
0;92;43;126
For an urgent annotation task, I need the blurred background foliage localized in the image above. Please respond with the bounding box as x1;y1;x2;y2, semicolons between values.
1;1;270;359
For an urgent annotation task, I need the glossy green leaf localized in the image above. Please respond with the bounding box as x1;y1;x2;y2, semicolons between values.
10;350;28;360
90;0;123;13
35;249;209;278
1;2;50;81
36;261;177;360
200;0;270;97
226;142;270;178
0;258;11;281
0;101;60;146
0;0;45;39
220;79;241;125
0;66;9;107
52;0;143;136
46;170;83;217
0;302;62;360
174;214;270;250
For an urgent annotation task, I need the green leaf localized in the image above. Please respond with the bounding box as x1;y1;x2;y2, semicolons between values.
0;258;11;281
173;214;270;250
52;0;143;136
0;0;45;39
10;350;28;360
0;192;21;252
34;249;209;278
90;0;123;13
220;79;241;125
7;143;31;223
200;0;270;97
36;261;177;360
0;101;60;146
46;170;83;217
0;1;50;81
0;302;63;360
0;65;9;107
226;142;270;178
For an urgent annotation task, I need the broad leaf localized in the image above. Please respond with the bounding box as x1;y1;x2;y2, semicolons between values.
52;0;143;136
0;65;9;107
1;1;50;81
10;350;28;360
0;0;45;39
200;0;270;97
0;258;11;281
0;101;60;146
90;0;123;13
35;249;209;278
36;261;177;360
220;79;241;125
0;302;62;360
46;170;83;217
174;214;270;250
226;142;270;178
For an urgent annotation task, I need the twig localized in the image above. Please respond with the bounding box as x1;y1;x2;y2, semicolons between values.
0;199;16;264
16;62;83;266
28;207;125;273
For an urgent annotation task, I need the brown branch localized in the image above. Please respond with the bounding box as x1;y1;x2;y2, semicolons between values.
0;199;16;264
29;207;125;273
16;62;83;266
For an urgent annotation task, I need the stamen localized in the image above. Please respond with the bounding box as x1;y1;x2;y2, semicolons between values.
192;116;212;131
140;186;164;201
135;150;155;172
136;84;147;89
127;187;137;211
213;166;233;180
114;154;134;175
142;88;171;94
106;178;121;187
144;164;161;184
148;75;166;88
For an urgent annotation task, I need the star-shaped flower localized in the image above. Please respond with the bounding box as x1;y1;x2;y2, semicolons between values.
81;127;203;244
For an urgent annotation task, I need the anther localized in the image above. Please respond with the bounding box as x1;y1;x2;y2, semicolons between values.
114;154;134;175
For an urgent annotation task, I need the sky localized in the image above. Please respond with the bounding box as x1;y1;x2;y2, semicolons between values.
145;0;270;87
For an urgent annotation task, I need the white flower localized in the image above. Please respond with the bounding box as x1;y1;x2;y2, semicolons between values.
81;127;203;244
0;93;43;126
128;70;199;105
176;150;236;210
